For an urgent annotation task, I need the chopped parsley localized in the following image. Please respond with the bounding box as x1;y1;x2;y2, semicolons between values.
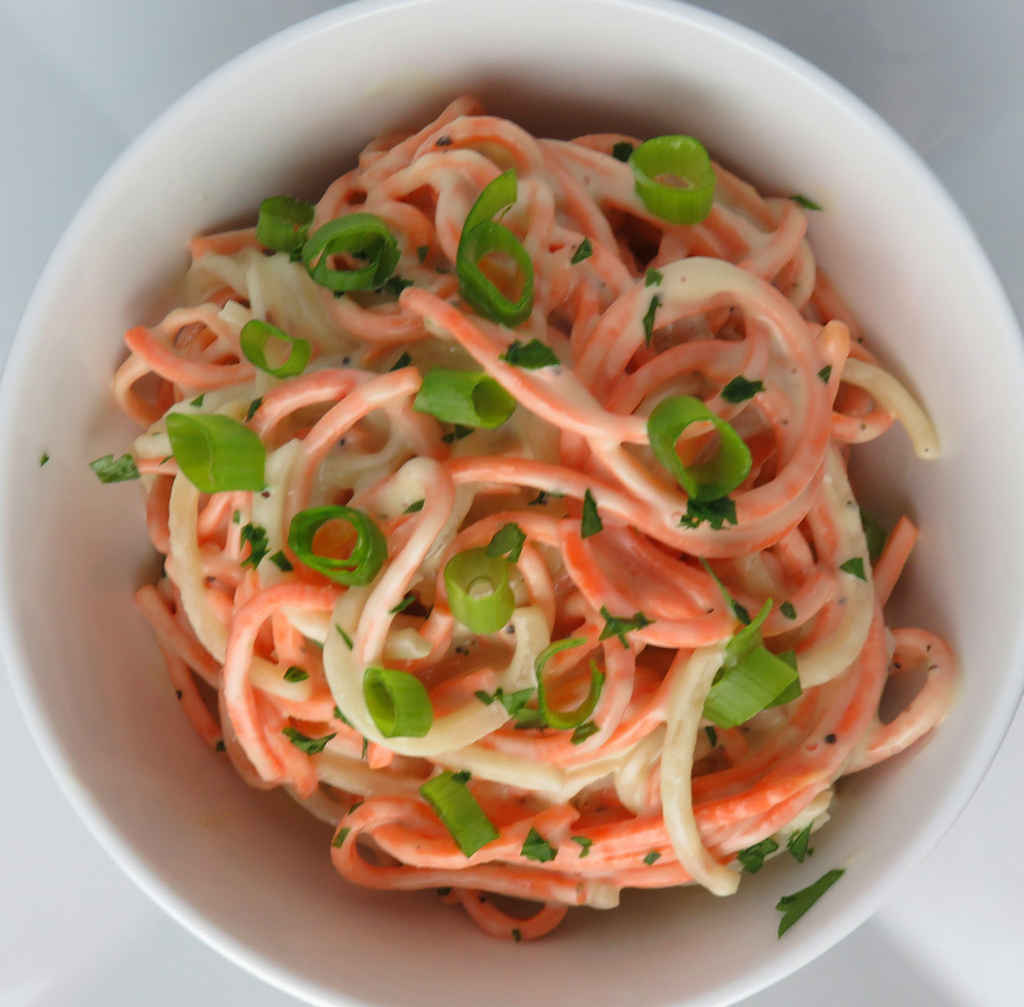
839;557;866;580
571;720;599;744
404;498;425;513
860;508;887;563
611;141;634;162
705;725;718;748
776;868;844;937
817;365;832;384
416;245;429;263
786;824;814;863
384;275;414;297
39;452;49;467
501;338;560;369
721;376;764;403
389;351;412;372
732;601;752;625
246;396;263;421
89;453;140;483
642;294;660;346
442;424;474;444
645;268;663;287
486;522;526;563
571;238;593;264
333;705;352;726
283;666;309;683
598;606;652;648
332;827;350;847
240;523;269;568
336;625;354;650
215;740;225;752
389;593;416;614
680;496;737;530
512;928;522;943
190;394;205;407
475;687;534;718
232;510;241;524
571;836;593;858
790;194;823;211
643;850;661;866
520;827;557;862
269;550;293;572
779;601;797;620
528;489;563;506
736;837;778;874
581;488;603;538
282;727;336;754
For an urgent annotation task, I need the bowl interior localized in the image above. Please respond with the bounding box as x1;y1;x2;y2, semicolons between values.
3;2;1023;1006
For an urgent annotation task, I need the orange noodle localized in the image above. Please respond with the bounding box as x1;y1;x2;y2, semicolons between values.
112;97;955;940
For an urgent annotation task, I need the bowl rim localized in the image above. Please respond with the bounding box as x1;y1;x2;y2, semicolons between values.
2;0;1023;1004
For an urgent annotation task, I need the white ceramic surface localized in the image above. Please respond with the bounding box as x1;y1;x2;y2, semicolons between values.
2;2;1022;1006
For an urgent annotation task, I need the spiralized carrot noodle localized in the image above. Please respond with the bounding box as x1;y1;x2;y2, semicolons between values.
119;97;955;940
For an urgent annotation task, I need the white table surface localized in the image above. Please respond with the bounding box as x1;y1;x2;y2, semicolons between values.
2;2;1021;1004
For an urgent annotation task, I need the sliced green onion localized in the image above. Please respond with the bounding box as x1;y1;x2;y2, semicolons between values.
166;413;265;493
500;338;559;369
456;170;534;326
629;135;715;225
287;505;387;585
414;368;515;429
257;195;315;252
647;394;752;501
767;651;802;708
776;869;844;937
301;213;400;293
705;643;800;729
534;638;603;730
486;522;526;563
444;548;515;634
420;771;499;857
90;453;140;484
363;666;433;738
239;320;311;378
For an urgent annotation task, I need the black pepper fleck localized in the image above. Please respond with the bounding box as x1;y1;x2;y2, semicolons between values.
825;733;837;744
436;135;453;146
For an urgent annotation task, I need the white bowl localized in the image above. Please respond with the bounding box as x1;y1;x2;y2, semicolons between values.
3;1;1022;1004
